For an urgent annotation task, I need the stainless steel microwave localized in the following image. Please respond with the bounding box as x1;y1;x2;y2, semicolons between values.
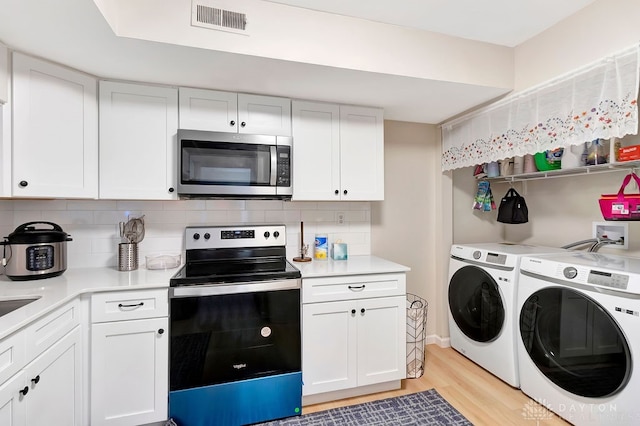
177;129;292;198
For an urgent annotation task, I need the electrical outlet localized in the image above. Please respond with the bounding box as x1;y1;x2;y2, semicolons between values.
337;212;345;225
592;222;628;250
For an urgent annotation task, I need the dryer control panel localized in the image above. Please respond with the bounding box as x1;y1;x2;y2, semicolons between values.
587;270;629;290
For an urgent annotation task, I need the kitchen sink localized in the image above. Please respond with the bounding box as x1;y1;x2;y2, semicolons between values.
0;297;41;318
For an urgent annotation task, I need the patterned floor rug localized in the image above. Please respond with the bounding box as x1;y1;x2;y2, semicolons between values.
256;389;472;425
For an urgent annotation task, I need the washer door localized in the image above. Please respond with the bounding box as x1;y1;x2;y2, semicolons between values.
520;287;631;398
448;265;505;343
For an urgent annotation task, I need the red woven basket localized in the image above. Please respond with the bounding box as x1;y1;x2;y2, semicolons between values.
599;172;640;221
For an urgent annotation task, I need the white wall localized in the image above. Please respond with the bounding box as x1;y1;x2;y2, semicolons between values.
108;0;513;89
515;0;640;91
371;120;441;338
0;199;372;269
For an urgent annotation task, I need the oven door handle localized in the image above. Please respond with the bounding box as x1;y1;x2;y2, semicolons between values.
170;278;301;298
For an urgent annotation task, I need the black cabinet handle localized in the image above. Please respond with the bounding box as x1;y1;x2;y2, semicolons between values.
335;190;339;195
19;386;29;396
343;190;348;195
158;328;165;335
361;308;366;314
348;285;366;291
351;309;356;314
31;375;40;384
19;181;28;188
241;122;246;127
118;302;144;309
168;187;175;193
230;120;236;126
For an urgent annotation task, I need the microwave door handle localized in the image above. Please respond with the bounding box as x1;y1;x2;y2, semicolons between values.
270;146;277;186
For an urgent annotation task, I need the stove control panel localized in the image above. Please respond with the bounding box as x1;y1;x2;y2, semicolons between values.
186;225;286;250
222;230;255;239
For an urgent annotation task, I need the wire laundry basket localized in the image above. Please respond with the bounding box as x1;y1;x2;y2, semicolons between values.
406;293;428;379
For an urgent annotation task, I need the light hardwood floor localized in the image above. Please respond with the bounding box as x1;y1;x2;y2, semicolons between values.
303;344;569;425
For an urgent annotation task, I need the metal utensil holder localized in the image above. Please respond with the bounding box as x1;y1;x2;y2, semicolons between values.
118;242;138;271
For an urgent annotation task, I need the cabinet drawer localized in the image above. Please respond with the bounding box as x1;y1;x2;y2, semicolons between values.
24;299;81;360
0;331;25;385
91;289;168;323
302;273;406;304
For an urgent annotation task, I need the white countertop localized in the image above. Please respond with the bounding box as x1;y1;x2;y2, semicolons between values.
291;255;410;278
0;255;409;340
0;266;175;340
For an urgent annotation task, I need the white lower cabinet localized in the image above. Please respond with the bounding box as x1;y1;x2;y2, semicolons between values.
0;326;82;426
90;290;169;426
302;273;406;398
0;370;25;426
23;326;82;425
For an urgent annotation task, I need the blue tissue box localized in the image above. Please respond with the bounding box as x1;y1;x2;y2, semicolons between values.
331;243;348;260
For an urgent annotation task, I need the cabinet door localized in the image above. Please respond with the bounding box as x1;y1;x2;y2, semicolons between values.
291;101;340;201
178;87;238;132
12;53;98;198
0;370;26;426
339;106;384;200
302;300;357;396
23;326;82;426
99;81;178;200
91;317;168;426
238;94;291;136
356;296;406;386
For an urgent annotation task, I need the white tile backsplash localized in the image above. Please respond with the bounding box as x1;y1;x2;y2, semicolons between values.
0;199;372;267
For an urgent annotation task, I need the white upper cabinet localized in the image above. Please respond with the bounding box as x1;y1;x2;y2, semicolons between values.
292;101;384;201
178;88;237;132
179;88;291;136
238;93;291;136
99;81;178;200
339;105;384;201
291;101;341;200
12;53;98;198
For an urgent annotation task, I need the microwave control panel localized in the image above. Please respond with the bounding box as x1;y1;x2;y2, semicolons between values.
276;146;291;187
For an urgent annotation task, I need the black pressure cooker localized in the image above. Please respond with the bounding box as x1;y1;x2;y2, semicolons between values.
2;221;72;281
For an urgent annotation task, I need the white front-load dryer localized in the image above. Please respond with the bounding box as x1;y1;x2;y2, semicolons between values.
448;243;566;388
517;252;640;425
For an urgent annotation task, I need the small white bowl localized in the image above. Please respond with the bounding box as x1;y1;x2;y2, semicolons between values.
145;254;181;270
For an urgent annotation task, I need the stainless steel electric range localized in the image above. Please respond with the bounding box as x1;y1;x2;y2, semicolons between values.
168;224;302;426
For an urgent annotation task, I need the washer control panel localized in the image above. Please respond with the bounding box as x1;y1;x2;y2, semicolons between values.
587;270;629;290
485;252;507;265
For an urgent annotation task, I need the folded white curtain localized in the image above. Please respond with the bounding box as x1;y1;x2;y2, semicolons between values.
441;44;640;172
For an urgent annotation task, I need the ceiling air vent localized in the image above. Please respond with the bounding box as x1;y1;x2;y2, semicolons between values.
191;2;249;35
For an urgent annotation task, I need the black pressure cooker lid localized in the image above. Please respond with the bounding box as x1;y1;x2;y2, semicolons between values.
5;221;72;244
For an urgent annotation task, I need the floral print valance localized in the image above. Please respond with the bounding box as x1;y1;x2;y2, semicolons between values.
441;44;640;171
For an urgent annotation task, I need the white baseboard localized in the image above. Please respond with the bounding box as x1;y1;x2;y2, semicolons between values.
426;334;450;348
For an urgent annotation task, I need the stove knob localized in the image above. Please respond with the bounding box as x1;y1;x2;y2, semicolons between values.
204;233;210;240
193;233;200;240
264;231;270;238
273;231;280;238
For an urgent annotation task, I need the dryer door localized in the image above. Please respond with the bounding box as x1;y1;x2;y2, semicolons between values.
448;265;505;343
519;287;631;398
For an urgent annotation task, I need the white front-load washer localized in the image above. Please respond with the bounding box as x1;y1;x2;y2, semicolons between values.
517;252;640;425
448;243;567;388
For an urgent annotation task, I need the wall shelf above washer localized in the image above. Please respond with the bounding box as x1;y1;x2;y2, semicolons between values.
486;160;640;183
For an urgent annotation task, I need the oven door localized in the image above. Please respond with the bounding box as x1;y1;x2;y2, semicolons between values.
169;279;301;391
177;129;292;197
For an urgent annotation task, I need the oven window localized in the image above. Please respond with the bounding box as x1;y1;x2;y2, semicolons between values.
170;289;301;391
519;287;631;397
181;141;272;186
